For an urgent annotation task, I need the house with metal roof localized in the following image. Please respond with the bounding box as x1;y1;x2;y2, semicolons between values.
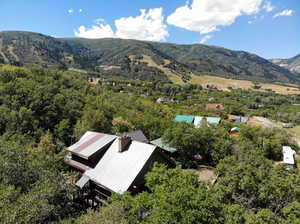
175;115;221;128
194;116;221;128
232;116;249;123
150;138;177;154
65;131;117;172
230;127;241;136
175;115;195;124
68;134;173;203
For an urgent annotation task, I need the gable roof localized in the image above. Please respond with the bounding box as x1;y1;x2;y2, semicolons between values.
151;138;177;153
156;97;170;103
194;116;221;128
67;131;117;159
118;130;149;143
228;115;249;123
175;115;195;124
234;117;249;123
231;127;241;132
84;140;157;194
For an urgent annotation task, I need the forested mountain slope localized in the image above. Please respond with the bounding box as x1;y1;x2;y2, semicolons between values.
0;31;299;84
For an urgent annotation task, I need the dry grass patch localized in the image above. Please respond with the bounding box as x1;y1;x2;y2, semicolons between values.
189;74;300;95
261;83;299;95
190;74;253;91
186;166;217;183
128;55;300;95
133;55;185;84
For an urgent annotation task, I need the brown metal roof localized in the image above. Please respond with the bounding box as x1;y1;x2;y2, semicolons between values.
68;131;117;159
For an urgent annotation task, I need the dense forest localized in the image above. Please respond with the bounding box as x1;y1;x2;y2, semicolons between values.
0;65;300;223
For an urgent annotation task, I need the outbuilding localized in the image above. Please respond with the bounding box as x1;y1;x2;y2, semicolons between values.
282;146;297;168
230;127;241;136
151;138;177;154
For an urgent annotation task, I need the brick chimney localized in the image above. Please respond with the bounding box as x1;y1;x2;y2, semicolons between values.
118;136;131;152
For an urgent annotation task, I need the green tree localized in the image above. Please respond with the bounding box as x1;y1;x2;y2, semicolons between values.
245;209;281;224
163;122;233;167
84;165;224;224
112;116;135;134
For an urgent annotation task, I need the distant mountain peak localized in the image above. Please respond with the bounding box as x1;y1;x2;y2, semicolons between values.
270;54;300;74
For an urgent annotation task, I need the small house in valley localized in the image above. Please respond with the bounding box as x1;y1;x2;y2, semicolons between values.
230;127;241;136
282;146;297;169
156;97;170;103
228;115;249;124
193;116;221;128
175;115;195;124
175;115;221;128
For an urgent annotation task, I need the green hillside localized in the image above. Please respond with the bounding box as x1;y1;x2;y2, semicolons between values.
0;31;299;84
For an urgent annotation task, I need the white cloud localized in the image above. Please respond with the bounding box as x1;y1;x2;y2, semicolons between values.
79;9;83;13
273;9;294;18
199;35;213;44
74;8;169;41
68;9;74;14
75;23;115;39
167;0;264;34
263;1;274;12
115;8;168;41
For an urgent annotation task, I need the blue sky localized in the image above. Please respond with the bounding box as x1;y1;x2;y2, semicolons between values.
0;0;299;59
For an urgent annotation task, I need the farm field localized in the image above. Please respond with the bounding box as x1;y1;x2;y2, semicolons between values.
189;74;300;95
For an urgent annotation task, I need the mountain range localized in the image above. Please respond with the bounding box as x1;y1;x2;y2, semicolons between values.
0;31;299;84
270;55;300;74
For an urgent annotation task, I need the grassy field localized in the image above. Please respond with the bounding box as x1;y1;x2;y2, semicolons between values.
189;74;300;95
125;56;300;95
138;56;300;95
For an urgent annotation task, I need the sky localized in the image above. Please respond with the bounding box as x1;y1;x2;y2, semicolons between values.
0;0;299;59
